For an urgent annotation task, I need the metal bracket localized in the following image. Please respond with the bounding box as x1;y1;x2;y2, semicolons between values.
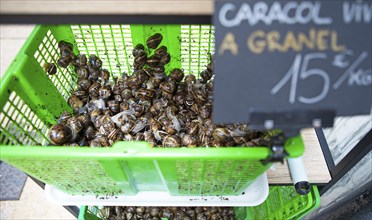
261;133;289;165
261;145;289;165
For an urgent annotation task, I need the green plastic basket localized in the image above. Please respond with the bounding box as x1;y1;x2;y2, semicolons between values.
78;186;320;220
0;25;304;196
242;186;320;220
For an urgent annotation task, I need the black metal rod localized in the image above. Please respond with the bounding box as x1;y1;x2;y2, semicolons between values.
330;129;372;179
315;127;336;178
0;14;212;24
29;175;45;189
320;129;372;196
63;206;80;218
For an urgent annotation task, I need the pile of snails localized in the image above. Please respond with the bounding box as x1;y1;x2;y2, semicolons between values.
98;206;235;220
48;33;270;147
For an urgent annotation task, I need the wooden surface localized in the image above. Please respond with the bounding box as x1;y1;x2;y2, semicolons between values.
1;0;213;15
267;128;331;184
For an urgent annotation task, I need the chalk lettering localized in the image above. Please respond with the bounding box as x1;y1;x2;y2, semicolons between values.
332;50;354;68
348;69;372;86
298;53;329;104
247;31;266;53
343;0;372;23
271;53;329;104
218;32;239;55
247;29;345;53
333;52;371;89
219;1;332;27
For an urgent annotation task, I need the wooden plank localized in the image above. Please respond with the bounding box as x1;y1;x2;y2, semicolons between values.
267;128;332;184
0;1;213;15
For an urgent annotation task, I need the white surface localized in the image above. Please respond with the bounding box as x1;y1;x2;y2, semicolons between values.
0;25;35;78
0;178;75;220
45;173;269;207
287;157;308;184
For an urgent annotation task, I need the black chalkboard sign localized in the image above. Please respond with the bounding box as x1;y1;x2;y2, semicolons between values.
213;0;372;128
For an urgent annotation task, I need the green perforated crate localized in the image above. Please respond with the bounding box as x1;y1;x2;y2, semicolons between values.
241;186;320;220
0;25;304;196
78;186;320;220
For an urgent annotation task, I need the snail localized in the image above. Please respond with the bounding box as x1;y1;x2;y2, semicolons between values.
88;54;102;69
57;56;71;68
73;54;87;67
67;95;83;111
146;33;163;49
76;67;89;79
77;79;91;91
100;69;110;82
58;40;73;51
162;135;180;147
44;63;57;75
170;68;184;82
147;55;159;68
132;44;145;57
49;124;73;145
158;53;171;65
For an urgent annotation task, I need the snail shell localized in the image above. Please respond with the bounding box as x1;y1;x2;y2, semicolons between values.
182;134;199;147
212;127;230;143
67;95;84;110
127;76;141;90
160;80;176;94
107;100;120;114
58;112;72;125
113;94;123;103
121;88;133;100
200;69;213;83
184;74;196;84
88;82;101;99
77;79;91;91
76;67;89;79
74;54;87;67
147;55;159;68
44;63;57;75
49;124;73;145
159;53;171;65
88;67;100;81
88;54;102;69
100;69;110;82
162;135;180;147
99;85;112;100
57;56;71;68
199;104;211;119
135;88;155;101
67;117;83;134
133;104;145;118
146;33;163;49
154;46;167;57
60;49;75;61
170;68;184;82
132;44;145;57
136;70;150;84
77;114;91;128
58;40;73;51
84;126;96;140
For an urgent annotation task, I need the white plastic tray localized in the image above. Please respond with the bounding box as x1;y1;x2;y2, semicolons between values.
45;173;268;207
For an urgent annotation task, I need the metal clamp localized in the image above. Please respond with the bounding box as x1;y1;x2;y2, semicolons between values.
261;145;289;165
261;133;289;165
